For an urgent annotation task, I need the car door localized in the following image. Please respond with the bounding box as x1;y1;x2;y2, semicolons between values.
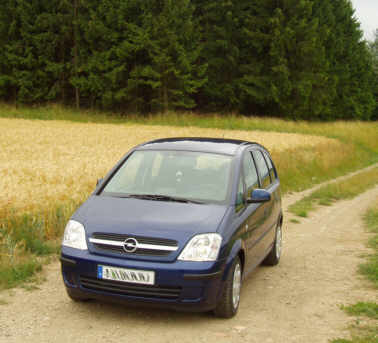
251;150;277;254
240;150;267;274
262;150;281;232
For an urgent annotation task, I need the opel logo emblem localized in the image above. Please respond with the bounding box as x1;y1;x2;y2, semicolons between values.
123;238;138;253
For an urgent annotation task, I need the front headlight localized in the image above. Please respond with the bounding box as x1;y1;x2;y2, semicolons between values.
62;220;88;250
178;233;222;262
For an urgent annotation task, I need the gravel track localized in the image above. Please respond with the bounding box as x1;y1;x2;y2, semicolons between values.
1;169;377;343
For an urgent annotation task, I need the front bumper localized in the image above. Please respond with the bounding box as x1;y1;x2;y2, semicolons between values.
61;246;226;312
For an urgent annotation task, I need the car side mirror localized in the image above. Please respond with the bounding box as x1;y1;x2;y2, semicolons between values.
247;189;271;204
96;178;104;187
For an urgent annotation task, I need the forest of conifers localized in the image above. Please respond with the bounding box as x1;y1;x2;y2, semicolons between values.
0;0;377;120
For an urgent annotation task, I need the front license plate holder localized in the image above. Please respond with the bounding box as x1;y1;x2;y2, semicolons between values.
98;265;155;285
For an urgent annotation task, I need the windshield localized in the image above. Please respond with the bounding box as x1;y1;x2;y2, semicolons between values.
101;150;233;203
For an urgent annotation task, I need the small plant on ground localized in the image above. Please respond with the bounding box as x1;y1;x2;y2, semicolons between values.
331;202;378;343
341;302;378;320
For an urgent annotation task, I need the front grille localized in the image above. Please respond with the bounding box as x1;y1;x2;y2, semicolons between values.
94;244;170;256
80;276;181;299
91;233;178;257
92;233;177;246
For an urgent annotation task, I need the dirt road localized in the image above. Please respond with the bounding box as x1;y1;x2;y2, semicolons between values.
1;180;377;343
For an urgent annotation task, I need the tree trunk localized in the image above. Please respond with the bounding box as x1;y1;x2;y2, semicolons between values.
163;74;168;113
74;0;80;109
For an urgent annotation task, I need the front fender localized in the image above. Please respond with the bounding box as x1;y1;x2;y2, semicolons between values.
213;239;245;304
222;239;244;281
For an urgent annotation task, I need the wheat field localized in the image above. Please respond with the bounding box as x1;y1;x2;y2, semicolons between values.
0;117;339;213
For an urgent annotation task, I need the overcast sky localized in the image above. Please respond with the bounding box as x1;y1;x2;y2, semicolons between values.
351;0;377;41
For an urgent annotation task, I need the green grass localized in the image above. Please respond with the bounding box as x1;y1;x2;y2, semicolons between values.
4;214;58;256
289;167;378;218
359;205;378;288
342;303;378;320
0;260;42;290
331;322;378;343
332;332;378;343
0;201;79;289
331;203;378;343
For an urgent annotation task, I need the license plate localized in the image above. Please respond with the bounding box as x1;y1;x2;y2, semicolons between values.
98;265;155;285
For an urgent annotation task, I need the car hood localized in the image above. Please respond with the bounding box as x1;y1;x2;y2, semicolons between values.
73;195;229;262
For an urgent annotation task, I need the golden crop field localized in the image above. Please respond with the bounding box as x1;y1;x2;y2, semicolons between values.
0;118;338;214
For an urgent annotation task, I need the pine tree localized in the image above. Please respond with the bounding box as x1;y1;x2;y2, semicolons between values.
0;0;71;103
235;0;275;114
267;0;332;119
312;0;375;119
68;0;142;109
192;0;242;111
0;0;12;100
137;0;206;112
0;0;375;118
368;29;378;119
370;29;378;73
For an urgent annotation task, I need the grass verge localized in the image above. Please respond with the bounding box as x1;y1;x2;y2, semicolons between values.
0;201;79;290
359;204;378;288
0;260;42;290
341;303;378;320
289;167;378;217
331;202;378;343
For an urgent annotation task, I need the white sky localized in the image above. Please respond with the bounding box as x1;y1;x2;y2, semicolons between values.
351;0;377;41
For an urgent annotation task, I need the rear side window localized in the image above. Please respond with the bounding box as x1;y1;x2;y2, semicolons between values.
263;151;277;182
252;150;271;189
242;152;259;198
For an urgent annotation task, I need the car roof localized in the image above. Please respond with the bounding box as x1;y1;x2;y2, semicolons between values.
136;137;264;155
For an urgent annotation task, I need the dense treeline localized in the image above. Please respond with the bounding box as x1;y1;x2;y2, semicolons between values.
0;0;376;120
369;30;378;120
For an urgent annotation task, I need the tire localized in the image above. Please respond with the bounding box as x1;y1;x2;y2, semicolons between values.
66;287;90;302
214;256;242;318
263;221;282;266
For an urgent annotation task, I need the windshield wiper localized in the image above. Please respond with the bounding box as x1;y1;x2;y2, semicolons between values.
121;194;204;204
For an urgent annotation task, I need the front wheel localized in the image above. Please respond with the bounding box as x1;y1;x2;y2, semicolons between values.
214;256;242;318
263;222;282;266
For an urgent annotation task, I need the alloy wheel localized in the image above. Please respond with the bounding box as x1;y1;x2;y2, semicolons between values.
232;262;242;309
275;225;282;259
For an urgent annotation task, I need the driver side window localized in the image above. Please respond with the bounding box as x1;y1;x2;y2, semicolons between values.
236;177;244;206
243;151;259;198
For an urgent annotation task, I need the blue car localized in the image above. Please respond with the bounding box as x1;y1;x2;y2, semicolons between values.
61;138;283;318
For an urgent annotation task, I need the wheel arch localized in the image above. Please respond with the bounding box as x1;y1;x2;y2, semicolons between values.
223;239;245;281
238;249;245;273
